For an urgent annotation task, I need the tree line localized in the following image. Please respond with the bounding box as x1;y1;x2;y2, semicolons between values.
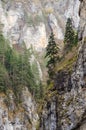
0;17;78;101
0;34;43;101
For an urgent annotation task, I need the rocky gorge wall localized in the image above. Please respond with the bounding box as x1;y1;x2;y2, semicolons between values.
40;39;86;130
0;0;86;130
0;0;81;83
0;87;38;130
39;0;86;130
0;0;80;51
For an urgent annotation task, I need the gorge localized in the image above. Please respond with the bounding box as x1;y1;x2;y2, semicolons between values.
0;0;86;130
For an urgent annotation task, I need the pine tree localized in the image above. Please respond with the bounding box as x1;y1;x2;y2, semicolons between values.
45;31;59;79
0;34;6;65
0;33;44;99
64;18;78;49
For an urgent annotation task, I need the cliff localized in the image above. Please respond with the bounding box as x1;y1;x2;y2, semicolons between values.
0;0;80;50
0;0;81;83
0;87;38;130
39;39;86;130
39;0;86;130
0;0;86;130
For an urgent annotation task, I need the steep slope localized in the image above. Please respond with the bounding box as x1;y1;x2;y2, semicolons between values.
0;0;81;83
0;0;86;130
0;0;81;84
0;0;80;50
39;40;86;130
0;88;38;130
39;0;86;130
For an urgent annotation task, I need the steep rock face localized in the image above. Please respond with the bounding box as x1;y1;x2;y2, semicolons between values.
40;97;57;130
58;40;86;129
0;0;47;51
40;0;86;129
40;40;86;130
0;0;85;130
0;0;80;50
79;0;86;40
0;0;81;83
0;88;38;130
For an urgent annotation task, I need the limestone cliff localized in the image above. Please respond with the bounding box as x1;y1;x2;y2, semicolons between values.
0;0;81;83
40;39;86;130
0;0;81;82
39;0;86;130
0;0;86;130
0;87;38;130
0;0;80;51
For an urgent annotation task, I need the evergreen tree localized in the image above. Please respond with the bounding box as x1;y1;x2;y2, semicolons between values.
0;33;43;100
0;34;11;92
0;63;10;92
64;18;78;49
45;31;59;79
0;34;6;65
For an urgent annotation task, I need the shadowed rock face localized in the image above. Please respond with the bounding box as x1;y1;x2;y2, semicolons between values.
40;97;58;130
0;0;80;51
75;123;86;130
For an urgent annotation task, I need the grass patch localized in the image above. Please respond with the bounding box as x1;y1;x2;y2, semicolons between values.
56;45;79;72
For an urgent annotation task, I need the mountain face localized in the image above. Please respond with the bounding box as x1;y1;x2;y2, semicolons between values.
0;0;86;130
39;0;86;130
40;40;86;130
0;87;38;130
0;0;80;50
0;0;81;82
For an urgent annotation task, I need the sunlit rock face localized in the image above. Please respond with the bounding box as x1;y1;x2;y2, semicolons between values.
79;0;86;40
0;0;80;83
0;88;38;130
44;0;80;38
24;23;47;51
0;0;47;51
0;0;80;51
0;0;84;129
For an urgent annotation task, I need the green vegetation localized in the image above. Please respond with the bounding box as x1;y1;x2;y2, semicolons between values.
64;18;78;50
45;31;59;80
56;50;78;72
53;18;79;73
0;34;43;101
26;14;44;26
0;63;10;92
